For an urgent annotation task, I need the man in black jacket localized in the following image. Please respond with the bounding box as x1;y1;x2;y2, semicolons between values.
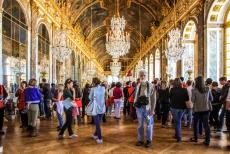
41;78;52;120
219;77;229;132
123;81;131;117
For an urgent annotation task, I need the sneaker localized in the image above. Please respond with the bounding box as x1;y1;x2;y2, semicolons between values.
69;134;78;139
135;141;144;146
145;141;152;148
58;135;64;140
96;139;103;144
92;135;98;140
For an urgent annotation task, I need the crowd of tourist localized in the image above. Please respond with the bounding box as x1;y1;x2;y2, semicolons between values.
0;69;230;148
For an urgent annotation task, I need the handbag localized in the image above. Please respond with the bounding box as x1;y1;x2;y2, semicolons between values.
75;98;82;108
186;101;193;109
86;88;97;116
106;96;114;106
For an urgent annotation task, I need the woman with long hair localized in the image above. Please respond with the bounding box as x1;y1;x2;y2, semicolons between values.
170;78;189;142
191;76;213;145
90;77;106;144
58;78;77;139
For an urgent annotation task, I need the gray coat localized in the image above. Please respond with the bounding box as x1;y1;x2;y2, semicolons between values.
134;81;156;114
191;88;213;112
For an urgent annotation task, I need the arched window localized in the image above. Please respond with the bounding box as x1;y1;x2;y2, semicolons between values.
155;49;161;79
38;24;50;80
225;9;230;78
145;57;149;80
2;0;28;86
207;0;230;80
182;21;196;80
38;24;50;64
149;54;153;82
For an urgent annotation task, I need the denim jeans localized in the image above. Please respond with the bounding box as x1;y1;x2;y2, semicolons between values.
57;111;64;128
106;106;112;115
93;114;103;139
114;99;122;118
183;109;193;128
136;107;154;142
39;97;44;116
193;111;210;144
171;108;185;141
219;107;226;131
59;108;74;136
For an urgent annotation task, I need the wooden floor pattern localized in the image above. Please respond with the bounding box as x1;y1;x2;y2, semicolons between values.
1;116;230;154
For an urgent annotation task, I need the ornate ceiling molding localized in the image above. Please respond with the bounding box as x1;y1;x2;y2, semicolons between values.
131;0;158;20
124;0;202;74
33;0;104;73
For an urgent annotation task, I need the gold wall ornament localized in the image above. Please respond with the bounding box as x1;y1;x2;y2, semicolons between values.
32;0;104;73
124;0;201;74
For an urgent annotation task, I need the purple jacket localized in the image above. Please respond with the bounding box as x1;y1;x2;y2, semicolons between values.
24;87;41;104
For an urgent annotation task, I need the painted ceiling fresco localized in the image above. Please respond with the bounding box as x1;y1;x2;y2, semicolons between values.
59;0;175;70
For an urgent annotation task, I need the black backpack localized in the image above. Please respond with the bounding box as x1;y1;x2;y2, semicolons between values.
134;82;150;108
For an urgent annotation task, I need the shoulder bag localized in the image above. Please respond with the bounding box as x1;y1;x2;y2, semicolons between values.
86;88;97;116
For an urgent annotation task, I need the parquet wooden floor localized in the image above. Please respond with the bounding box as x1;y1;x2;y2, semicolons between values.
1;116;230;154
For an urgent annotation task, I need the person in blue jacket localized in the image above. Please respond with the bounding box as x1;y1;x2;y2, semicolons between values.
24;78;41;137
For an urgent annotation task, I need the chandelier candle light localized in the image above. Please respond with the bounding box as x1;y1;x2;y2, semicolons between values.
164;0;185;79
52;29;72;62
52;0;72;62
164;28;185;62
164;0;185;62
106;0;130;59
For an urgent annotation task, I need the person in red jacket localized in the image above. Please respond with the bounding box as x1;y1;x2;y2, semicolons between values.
113;82;123;119
15;81;28;128
0;84;8;135
128;82;137;120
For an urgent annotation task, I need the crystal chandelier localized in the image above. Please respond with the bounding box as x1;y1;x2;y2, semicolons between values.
110;58;121;77
164;28;185;61
52;0;72;62
52;29;72;62
164;0;185;62
105;0;130;58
